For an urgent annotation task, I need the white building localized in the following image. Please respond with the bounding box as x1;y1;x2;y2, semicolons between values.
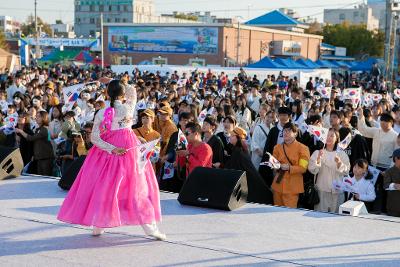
323;4;379;31
0;16;20;35
161;11;235;24
50;23;75;38
74;0;155;37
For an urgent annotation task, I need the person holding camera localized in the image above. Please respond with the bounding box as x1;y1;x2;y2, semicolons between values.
271;122;310;208
15;111;54;176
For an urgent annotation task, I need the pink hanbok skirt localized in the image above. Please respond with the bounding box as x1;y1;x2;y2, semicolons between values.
57;128;161;228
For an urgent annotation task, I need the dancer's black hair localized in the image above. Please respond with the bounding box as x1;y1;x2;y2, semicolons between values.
107;80;125;108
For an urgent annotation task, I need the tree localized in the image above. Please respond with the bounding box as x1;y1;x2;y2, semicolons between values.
0;30;9;51
305;21;322;35
174;13;198;21
322;22;384;58
20;15;52;37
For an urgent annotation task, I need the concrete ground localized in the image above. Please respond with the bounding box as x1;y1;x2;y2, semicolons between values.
1;176;400;267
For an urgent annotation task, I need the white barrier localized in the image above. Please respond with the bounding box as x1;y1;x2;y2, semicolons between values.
111;65;331;89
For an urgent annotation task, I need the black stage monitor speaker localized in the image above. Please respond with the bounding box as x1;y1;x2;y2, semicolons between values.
0;146;23;180
58;156;86;190
178;167;248;211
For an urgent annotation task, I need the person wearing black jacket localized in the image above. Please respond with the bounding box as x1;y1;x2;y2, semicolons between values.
339;127;371;167
15;111;54;176
216;115;236;164
202;115;224;168
224;127;272;204
15;113;34;166
160;112;194;193
298;115;324;209
259;106;292;186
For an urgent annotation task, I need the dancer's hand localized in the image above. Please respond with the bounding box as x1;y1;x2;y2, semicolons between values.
112;148;127;155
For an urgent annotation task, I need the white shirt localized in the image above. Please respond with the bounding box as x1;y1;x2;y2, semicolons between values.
346;176;376;202
309;150;350;193
6;83;26;103
251;123;270;169
277;123;284;145
358;117;398;169
91;84;137;154
393;123;400;134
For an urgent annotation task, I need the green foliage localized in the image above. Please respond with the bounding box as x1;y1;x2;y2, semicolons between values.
0;30;9;51
174;13;198;21
322;22;384;58
20;15;53;37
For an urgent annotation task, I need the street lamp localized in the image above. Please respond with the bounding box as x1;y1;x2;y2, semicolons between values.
234;16;244;67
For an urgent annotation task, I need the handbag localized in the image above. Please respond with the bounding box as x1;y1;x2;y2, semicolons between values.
303;175;320;206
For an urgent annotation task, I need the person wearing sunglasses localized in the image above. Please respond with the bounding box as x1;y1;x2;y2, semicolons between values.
176;122;213;176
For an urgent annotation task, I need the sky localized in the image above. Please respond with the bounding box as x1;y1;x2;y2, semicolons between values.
1;0;366;25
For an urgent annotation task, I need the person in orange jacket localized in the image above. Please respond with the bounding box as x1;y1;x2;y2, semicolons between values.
272;122;310;208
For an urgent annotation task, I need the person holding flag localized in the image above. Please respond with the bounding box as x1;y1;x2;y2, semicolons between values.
160;112;194;193
57;79;166;241
271;122;310;208
357;106;398;213
133;109;160;171
308;128;350;213
176;122;213;176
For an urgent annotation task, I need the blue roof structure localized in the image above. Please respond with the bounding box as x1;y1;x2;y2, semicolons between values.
296;58;320;69
315;59;338;68
350;58;379;71
321;43;336;50
274;58;307;69
245;10;305;26
247;57;286;68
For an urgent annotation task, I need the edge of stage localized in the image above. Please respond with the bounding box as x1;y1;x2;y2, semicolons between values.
1;175;400;267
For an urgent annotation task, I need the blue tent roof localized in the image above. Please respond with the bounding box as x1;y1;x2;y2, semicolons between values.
315;59;337;69
245;10;305;26
350;58;379;71
247;57;286;68
274;58;307;69
296;58;320;69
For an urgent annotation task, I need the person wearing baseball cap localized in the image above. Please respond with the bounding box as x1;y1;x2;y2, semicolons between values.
157;105;177;163
134;109;160;143
223;126;272;205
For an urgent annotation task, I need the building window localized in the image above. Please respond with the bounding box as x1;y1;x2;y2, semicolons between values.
115;18;120;23
108;5;112;11
339;13;345;20
107;18;111;23
117;5;120;11
89;5;95;12
122;18;127;23
189;58;206;66
123;5;128;12
354;11;359;17
152;57;168;65
119;56;132;65
99;5;103;12
90;18;95;24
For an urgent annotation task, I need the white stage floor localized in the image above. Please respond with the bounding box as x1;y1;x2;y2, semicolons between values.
1;176;400;267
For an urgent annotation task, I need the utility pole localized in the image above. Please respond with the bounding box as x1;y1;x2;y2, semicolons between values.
384;0;393;81
34;0;41;62
236;21;240;66
101;12;104;69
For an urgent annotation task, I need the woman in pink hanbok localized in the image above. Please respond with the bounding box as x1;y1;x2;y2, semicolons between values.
57;80;165;240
